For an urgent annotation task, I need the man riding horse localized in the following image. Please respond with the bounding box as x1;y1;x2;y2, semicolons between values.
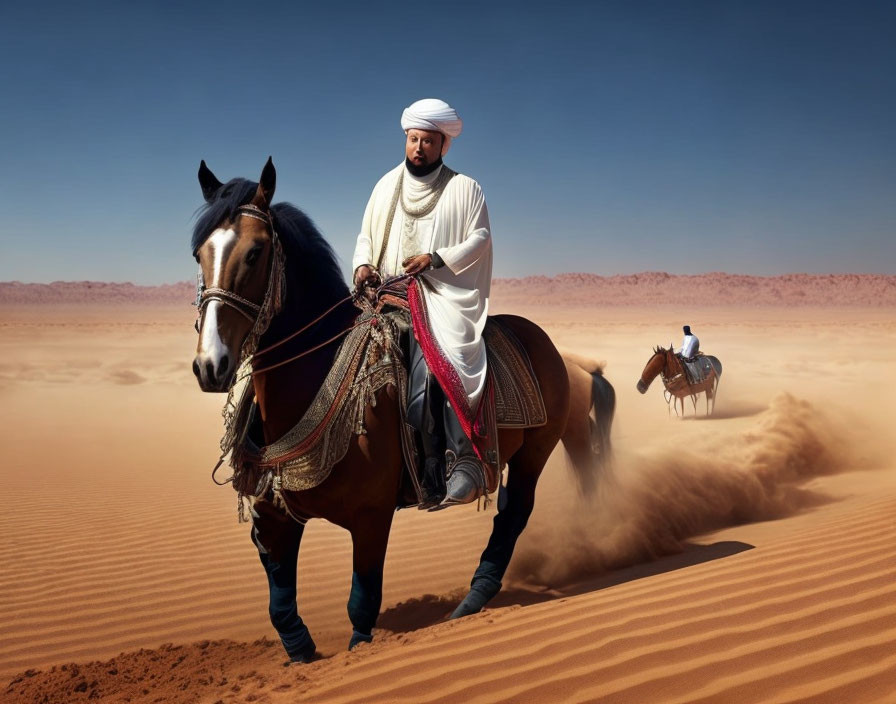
352;98;492;509
679;325;699;361
190;144;615;661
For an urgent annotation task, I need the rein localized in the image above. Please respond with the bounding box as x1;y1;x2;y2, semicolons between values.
244;274;412;379
252;293;356;358
196;208;412;379
245;320;363;378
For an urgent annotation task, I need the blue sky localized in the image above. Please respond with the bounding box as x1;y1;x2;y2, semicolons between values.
1;0;894;283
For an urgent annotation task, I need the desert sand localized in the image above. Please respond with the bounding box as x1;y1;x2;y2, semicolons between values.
2;276;895;703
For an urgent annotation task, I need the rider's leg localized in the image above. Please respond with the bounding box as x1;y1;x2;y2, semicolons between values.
407;333;448;506
440;400;488;506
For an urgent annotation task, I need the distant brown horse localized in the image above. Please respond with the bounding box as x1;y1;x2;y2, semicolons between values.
637;345;722;416
190;158;615;662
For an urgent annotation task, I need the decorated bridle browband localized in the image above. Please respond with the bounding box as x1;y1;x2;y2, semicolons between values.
194;204;277;325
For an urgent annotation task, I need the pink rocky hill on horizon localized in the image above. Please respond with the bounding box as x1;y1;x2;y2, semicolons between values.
0;281;194;305
492;272;896;306
1;273;894;307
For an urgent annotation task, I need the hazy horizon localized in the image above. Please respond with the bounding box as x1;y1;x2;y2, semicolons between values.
3;270;895;287
1;1;894;284
3;265;894;287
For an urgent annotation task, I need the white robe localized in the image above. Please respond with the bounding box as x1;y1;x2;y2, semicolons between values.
680;334;700;359
353;163;492;410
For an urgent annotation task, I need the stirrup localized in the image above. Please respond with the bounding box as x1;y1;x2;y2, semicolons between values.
430;452;486;510
417;457;446;510
417;493;444;511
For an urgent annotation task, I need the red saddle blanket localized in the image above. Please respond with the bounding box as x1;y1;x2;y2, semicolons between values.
407;279;546;488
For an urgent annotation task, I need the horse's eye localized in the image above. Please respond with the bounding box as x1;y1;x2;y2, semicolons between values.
245;246;262;266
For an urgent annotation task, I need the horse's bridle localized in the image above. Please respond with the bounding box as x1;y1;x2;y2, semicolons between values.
193;203;416;380
657;348;686;385
194;204;276;329
637;348;679;392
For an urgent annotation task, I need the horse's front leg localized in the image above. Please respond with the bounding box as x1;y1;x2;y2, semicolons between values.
347;509;394;650
251;498;317;663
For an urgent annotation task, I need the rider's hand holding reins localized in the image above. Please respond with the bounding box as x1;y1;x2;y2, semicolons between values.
353;264;380;288
353;265;381;302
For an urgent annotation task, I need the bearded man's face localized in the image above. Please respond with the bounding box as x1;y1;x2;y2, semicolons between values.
405;128;443;167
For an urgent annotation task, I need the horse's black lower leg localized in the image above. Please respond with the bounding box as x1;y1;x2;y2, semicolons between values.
251;504;316;662
451;475;537;619
347;567;383;649
347;513;392;649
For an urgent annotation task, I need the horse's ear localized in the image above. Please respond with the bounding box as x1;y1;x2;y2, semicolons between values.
252;156;276;209
198;160;223;202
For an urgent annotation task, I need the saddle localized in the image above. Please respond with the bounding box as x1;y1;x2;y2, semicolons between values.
486;318;548;429
227;300;546;511
674;353;713;386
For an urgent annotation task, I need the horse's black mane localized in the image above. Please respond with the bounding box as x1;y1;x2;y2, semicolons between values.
192;178;257;254
191;177;349;308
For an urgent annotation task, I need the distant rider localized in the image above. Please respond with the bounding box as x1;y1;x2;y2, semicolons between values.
679;325;699;360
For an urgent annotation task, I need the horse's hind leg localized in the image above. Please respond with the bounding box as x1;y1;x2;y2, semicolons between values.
251;500;316;663
451;441;548;619
347;509;394;650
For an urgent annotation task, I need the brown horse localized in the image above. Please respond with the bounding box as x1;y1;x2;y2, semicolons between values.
637;345;722;416
191;158;615;662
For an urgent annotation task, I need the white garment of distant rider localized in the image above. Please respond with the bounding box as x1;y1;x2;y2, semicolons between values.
680;325;699;359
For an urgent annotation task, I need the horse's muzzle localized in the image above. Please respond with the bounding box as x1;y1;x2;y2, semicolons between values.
193;354;234;392
636;379;649;394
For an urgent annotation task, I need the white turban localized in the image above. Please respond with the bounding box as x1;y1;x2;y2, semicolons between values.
401;98;463;155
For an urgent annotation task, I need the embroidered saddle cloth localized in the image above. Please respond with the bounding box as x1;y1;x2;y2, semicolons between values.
679;353;713;385
228;307;546;504
486;316;547;429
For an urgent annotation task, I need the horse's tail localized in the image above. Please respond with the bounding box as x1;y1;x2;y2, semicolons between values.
591;370;616;463
560;354;616;497
708;355;723;378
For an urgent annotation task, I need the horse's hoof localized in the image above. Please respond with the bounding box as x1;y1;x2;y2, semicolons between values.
284;650;319;666
450;590;491;619
348;630;373;650
450;598;483;619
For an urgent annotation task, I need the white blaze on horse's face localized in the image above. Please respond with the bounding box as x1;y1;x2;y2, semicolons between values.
197;227;236;366
209;228;237;288
194;226;245;391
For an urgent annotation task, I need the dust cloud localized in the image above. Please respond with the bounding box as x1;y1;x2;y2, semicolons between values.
509;393;864;587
